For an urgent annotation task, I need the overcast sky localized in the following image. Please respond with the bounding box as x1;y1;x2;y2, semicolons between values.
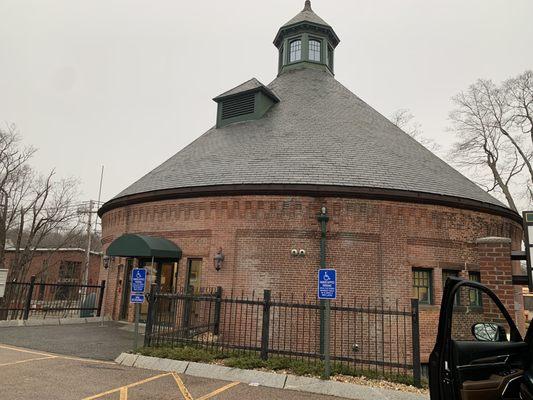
1;0;532;206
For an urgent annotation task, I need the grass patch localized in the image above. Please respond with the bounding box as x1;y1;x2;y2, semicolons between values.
136;346;426;388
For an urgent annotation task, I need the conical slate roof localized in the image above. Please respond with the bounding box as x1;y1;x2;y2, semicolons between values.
112;67;508;212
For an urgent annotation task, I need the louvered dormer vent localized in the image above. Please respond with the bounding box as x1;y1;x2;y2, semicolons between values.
213;78;280;128
221;92;255;120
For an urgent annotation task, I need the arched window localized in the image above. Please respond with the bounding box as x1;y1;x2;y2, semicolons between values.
309;39;321;62
289;39;302;62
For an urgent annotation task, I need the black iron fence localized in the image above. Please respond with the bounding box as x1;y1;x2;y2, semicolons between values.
0;275;106;320
144;286;421;386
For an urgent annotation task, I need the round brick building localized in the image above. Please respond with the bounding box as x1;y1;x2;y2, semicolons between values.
99;1;523;366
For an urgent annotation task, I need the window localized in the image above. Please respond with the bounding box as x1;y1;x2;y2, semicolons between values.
442;270;460;305
59;261;81;283
468;271;482;306
309;39;321;62
327;45;334;70
413;268;432;304
289;39;302;62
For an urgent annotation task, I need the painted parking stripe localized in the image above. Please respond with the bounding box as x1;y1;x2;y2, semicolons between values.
81;373;172;400
0;344;115;365
172;373;194;400
0;355;58;367
0;344;53;357
196;381;241;400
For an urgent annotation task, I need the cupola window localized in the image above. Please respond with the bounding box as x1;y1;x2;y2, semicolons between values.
309;39;321;62
289;39;302;62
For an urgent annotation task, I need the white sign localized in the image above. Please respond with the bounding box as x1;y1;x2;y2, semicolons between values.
0;269;8;298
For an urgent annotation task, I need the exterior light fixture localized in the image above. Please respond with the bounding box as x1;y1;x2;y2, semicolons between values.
291;249;299;256
214;247;225;271
321;206;327;215
103;256;110;269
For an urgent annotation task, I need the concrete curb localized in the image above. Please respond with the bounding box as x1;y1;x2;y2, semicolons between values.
0;316;111;328
115;353;429;400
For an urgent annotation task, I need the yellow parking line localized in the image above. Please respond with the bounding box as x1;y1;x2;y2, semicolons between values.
58;355;116;365
82;373;171;400
197;381;240;400
0;355;58;367
0;344;115;365
0;344;53;357
172;373;194;400
119;387;128;400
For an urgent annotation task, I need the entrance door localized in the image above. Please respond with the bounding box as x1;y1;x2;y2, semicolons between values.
119;260;133;320
186;259;202;293
183;259;202;328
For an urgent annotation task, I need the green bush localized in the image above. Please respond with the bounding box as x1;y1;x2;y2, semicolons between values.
224;357;266;369
136;346;427;388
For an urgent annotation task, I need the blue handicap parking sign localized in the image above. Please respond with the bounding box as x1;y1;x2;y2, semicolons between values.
131;268;146;293
130;293;145;304
318;269;337;300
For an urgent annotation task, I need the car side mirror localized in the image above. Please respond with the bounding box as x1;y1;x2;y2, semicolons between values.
472;323;507;342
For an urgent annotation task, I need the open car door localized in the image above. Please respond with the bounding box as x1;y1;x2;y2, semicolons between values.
429;277;531;400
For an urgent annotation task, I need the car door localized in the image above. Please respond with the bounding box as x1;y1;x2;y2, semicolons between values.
429;277;530;400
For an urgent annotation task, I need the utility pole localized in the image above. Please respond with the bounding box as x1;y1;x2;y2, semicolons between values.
82;200;94;287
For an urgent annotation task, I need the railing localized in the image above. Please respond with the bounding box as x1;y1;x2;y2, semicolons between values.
0;275;106;320
144;286;421;387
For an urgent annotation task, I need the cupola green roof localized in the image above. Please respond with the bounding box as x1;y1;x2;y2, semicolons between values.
282;0;331;28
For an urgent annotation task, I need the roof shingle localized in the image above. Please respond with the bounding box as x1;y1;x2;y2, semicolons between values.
113;67;508;211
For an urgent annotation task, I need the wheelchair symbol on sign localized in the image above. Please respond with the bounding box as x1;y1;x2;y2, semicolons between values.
323;272;331;281
136;271;143;278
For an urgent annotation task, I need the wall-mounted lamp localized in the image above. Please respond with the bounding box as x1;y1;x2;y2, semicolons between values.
214;247;225;271
103;256;115;269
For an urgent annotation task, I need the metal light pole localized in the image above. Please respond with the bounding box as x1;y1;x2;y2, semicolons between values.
317;206;330;378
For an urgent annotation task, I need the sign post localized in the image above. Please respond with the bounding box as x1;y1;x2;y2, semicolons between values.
130;268;146;350
318;268;336;379
524;212;533;292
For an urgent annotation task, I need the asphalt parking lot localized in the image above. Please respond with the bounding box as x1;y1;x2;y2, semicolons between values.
0;321;142;360
0;323;347;400
0;344;345;400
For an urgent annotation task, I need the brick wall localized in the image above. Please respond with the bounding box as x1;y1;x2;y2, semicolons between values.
100;195;523;362
4;249;102;285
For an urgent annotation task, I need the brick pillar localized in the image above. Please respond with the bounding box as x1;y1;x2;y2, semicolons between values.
475;237;525;335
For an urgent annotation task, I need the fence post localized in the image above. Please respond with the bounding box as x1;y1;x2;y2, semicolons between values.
22;275;36;321
213;286;222;335
96;280;106;317
260;289;271;361
411;298;421;388
144;283;158;347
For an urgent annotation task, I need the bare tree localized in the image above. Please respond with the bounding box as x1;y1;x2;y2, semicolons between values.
449;78;532;212
390;109;440;152
10;174;82;281
0;125;82;281
0;124;36;268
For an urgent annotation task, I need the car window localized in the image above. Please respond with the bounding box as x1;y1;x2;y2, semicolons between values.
451;285;512;342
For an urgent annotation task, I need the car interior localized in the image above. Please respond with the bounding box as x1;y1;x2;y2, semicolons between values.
430;278;533;400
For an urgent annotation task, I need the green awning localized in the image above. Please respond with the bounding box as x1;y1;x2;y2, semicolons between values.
106;234;182;259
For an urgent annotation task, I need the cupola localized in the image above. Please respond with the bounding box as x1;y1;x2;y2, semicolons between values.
274;0;340;75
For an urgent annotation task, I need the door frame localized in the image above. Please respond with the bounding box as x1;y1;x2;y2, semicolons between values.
429;277;523;399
